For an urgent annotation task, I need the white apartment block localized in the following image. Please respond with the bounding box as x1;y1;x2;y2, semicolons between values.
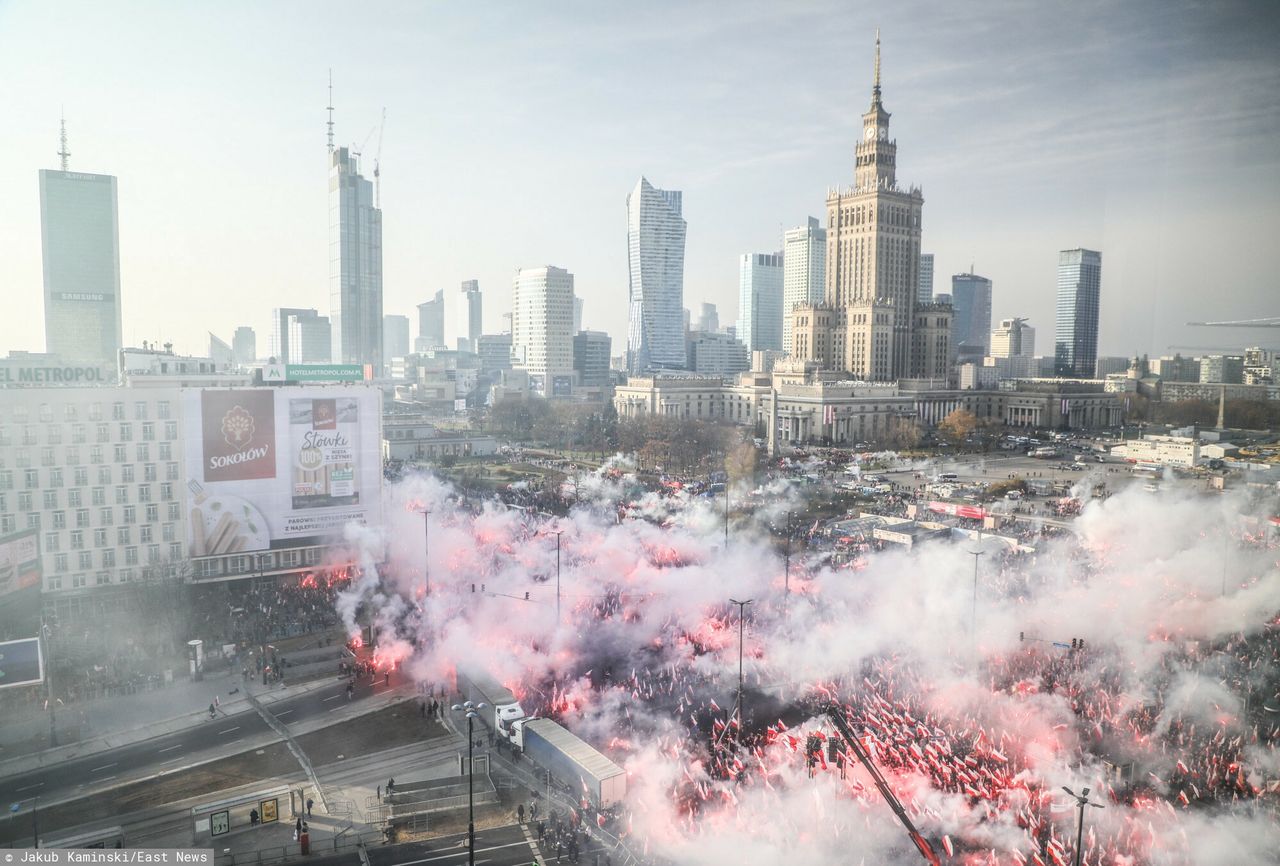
512;266;576;394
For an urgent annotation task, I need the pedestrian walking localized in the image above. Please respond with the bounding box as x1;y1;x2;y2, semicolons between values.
294;817;302;841
518;803;525;823
377;785;381;801
306;797;313;817
384;672;390;686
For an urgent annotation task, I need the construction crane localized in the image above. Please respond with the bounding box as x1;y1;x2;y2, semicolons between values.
826;705;942;866
1187;317;1280;328
373;107;386;208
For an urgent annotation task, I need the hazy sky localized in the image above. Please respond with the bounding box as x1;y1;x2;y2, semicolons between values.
2;0;1278;362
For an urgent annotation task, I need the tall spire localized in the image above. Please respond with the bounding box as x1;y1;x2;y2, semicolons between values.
58;111;70;172
326;69;335;154
872;29;882;107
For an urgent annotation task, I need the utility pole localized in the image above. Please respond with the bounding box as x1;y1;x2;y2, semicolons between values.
41;613;56;747
1062;786;1104;866
553;529;563;623
728;598;753;749
724;479;730;549
783;511;794;610
419;508;431;601
967;548;984;641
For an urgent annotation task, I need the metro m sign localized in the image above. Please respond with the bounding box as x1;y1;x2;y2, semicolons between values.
0;637;44;689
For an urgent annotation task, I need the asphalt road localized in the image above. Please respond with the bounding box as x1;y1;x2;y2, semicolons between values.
307;824;611;866
0;672;404;808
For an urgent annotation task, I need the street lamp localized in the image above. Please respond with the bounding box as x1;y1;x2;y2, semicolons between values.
728;598;753;749
1061;786;1104;866
40;614;56;747
418;508;431;601
451;700;488;866
966;548;984;641
782;510;794;610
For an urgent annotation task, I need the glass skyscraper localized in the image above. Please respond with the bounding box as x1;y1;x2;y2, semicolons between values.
329;146;382;369
782;218;825;356
738;252;785;354
950;271;993;362
626;177;687;373
1054;248;1102;378
39;169;122;367
917;253;935;305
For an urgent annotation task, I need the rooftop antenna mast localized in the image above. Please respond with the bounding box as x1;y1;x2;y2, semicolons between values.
374;107;386;208
326;70;335;154
58;111;70;171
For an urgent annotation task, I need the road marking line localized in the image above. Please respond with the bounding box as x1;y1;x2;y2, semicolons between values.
218;726;241;735
158;745;183;753
96;775;117;782
322;694;343;702
275;709;294;717
90;763;117;773
16;783;44;792
161;757;185;764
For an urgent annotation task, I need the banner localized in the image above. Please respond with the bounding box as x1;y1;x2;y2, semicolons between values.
0;529;42;599
183;386;382;555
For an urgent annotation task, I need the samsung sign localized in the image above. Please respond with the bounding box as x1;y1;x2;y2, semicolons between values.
0;366;109;384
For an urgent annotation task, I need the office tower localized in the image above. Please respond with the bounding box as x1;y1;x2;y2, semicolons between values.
573;331;612;387
383;314;411;363
917;253;935;305
270;307;317;364
1054;248;1102;378
232;326;256;364
934;292;952;306
951;271;993;363
1095;356;1130;377
626;177;687;373
460;280;482;352
209;333;234;368
329;145;382;369
1199;355;1244;384
990;318;1035;359
512;266;576;393
782;217;826;356
573;297;584;334
686;331;749;376
790;35;945;381
696;302;719;334
738;252;785;354
416;290;445;352
288;312;332;363
476;334;514;373
501;312;513;334
683;308;691;333
39;121;122;367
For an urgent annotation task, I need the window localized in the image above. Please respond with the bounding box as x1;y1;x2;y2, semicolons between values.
147;544;160;564
97;423;110;443
42;490;58;509
67;489;82;507
157;400;171;419
38;404;52;422
125;547;138;566
134;401;148;421
16;492;32;512
54;552;68;572
144;463;157;482
145;504;159;523
73;467;88;486
0;428;8;447
96;571;111;586
102;550;116;568
122;465;135;483
94;528;108;548
52;511;66;530
47;426;62;445
15;450;29;468
22;426;37;446
112;402;125;420
167;501;180;521
88;402;102;421
41;447;55;466
0;470;10;490
116;486;129;504
49;468;63;487
99;507;113;526
91;487;105;506
113;444;127;463
64;404;77;421
119;423;132;442
97;466;110;484
0;515;14;534
160;482;173;501
24;469;38;489
70;530;84;549
165;461;178;479
117;527;130;545
76;508;89;528
26;513;39;530
138;485;152;502
47;574;62;591
159;442;172;461
281;549;301;567
164;421;177;440
79;551;93;570
162;522;175;542
72;573;87;589
45;532;60;552
122;505;136;524
142;422;155;441
136;443;150;461
72;423;86;444
169;542;182;561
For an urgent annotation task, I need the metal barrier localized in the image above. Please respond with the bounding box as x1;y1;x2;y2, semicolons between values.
215;828;382;866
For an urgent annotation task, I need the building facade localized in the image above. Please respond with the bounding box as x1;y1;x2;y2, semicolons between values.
738;252;785;354
626;177;687;373
990;317;1035;360
696;302;720;335
328;147;383;370
383;314;411;365
1055;248;1102;378
288;312;332;364
476;334;514;374
782;217;826;356
232;327;256;365
270;308;317;364
512;266;576;395
686;331;750;377
39;167;123;368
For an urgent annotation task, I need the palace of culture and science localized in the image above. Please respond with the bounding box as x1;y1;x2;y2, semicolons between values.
791;35;952;382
